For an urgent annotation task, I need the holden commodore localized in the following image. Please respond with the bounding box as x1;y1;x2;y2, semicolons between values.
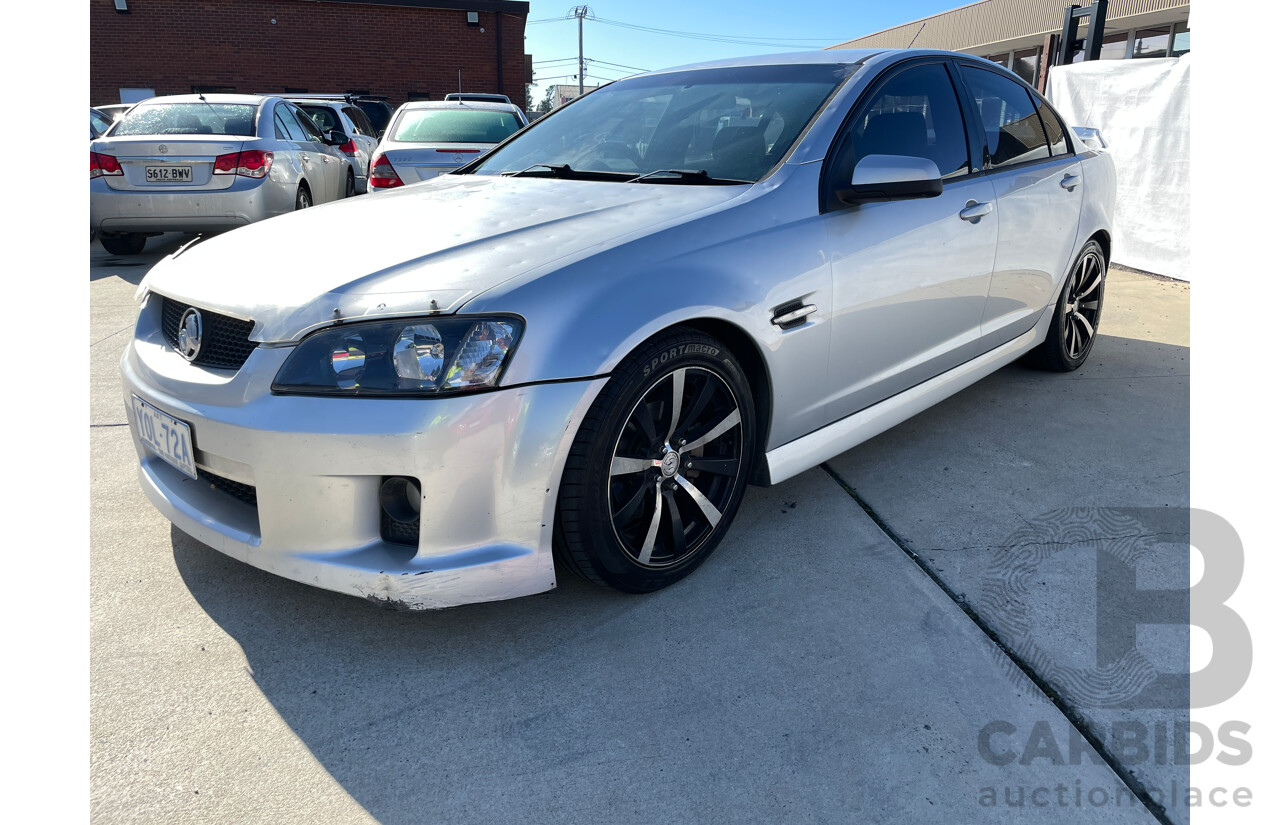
121;50;1115;609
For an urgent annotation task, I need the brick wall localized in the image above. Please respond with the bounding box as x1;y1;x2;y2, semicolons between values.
90;0;529;107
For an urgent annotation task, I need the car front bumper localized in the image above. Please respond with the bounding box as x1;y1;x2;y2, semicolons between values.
91;175;282;234
120;300;606;609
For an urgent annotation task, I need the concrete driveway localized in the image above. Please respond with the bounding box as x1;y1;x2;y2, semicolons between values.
91;236;1187;824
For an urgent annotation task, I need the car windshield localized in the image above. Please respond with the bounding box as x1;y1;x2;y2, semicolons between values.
472;64;856;183
390;108;524;143
111;102;258;137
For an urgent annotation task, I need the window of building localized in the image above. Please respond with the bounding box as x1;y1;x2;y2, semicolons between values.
959;65;1051;169
982;53;1011;68
1012;48;1040;86
191;84;235;94
1133;26;1171;59
1099;32;1129;60
407;91;432;101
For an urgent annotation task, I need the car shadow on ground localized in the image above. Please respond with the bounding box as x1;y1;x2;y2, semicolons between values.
167;330;1187;825
89;233;195;281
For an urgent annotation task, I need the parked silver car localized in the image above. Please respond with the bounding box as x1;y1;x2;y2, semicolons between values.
90;94;353;255
121;50;1115;609
286;97;380;194
368;100;528;190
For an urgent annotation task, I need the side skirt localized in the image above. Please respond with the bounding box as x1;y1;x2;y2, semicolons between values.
763;319;1047;486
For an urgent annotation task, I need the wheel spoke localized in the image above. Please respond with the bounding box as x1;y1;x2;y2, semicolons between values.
680;408;741;454
675;474;722;528
1066;318;1079;357
686;457;738;476
637;481;664;565
1080;300;1100;311
1074;311;1095;339
665;368;685;444
1077;271;1102;301
611;456;655;476
614;480;649;525
662;487;686;557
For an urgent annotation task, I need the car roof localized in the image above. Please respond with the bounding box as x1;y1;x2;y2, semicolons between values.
649;48;885;75
398;100;522;113
130;93;273;106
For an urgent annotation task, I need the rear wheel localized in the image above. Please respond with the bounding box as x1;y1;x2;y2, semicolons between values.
1026;239;1106;372
99;232;147;256
345;171;356;198
295;184;312;211
555;328;755;593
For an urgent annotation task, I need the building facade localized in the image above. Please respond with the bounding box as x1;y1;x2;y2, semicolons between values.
830;0;1189;91
90;0;531;107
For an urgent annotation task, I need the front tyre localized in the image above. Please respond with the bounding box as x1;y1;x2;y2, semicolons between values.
555;328;755;593
1026;239;1106;372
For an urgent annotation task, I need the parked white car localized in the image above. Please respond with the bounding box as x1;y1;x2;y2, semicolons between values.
122;50;1115;608
287;97;380;194
368;100;528;190
90;94;354;255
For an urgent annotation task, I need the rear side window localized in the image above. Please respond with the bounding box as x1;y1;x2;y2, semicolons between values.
958;65;1050;169
1036;99;1070;156
343;106;374;136
843;62;970;179
274;107;304;141
391;109;523;143
112;103;258;137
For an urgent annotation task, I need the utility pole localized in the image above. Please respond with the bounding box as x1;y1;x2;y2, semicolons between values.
573;5;590;97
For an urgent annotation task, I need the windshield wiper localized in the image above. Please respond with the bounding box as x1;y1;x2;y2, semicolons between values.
627;169;752;185
504;163;576;178
500;163;635;182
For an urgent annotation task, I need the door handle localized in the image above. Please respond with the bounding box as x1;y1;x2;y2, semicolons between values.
1060;173;1081;191
959;200;992;223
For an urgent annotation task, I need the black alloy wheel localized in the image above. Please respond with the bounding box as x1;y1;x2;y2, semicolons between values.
556;328;755;593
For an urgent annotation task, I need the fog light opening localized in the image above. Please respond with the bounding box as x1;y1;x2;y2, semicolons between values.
380;476;422;524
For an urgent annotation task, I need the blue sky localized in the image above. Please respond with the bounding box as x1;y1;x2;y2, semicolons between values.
523;0;967;106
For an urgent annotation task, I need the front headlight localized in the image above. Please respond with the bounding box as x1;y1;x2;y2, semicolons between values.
272;316;523;396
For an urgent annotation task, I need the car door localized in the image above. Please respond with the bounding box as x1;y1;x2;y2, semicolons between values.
820;60;998;422
284;102;341;202
954;62;1085;347
343;105;379;184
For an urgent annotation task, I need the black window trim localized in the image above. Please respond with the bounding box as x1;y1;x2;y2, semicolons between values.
818;55;977;214
950;58;1078;180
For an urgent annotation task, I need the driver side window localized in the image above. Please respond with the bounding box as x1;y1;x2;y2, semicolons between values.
830;62;971;203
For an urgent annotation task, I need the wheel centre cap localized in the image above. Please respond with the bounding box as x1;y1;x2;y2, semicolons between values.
660;451;680;478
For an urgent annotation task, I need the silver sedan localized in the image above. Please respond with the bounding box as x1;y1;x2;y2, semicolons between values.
368;100;528;190
121;49;1115;608
90;94;353;255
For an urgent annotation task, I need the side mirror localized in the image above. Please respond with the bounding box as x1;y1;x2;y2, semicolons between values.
322;130;350;147
838;154;943;204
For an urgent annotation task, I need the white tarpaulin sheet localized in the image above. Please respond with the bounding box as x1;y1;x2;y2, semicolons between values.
1048;56;1190;280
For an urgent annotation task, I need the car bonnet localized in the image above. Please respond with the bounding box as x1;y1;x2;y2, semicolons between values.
138;174;751;343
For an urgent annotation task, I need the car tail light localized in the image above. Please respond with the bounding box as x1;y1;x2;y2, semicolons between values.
370;153;403;188
212;150;274;178
236;150;273;178
213;152;239;175
91;152;122;178
339;139;358;154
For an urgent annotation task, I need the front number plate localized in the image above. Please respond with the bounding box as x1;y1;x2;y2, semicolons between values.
145;165;193;182
132;396;198;479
